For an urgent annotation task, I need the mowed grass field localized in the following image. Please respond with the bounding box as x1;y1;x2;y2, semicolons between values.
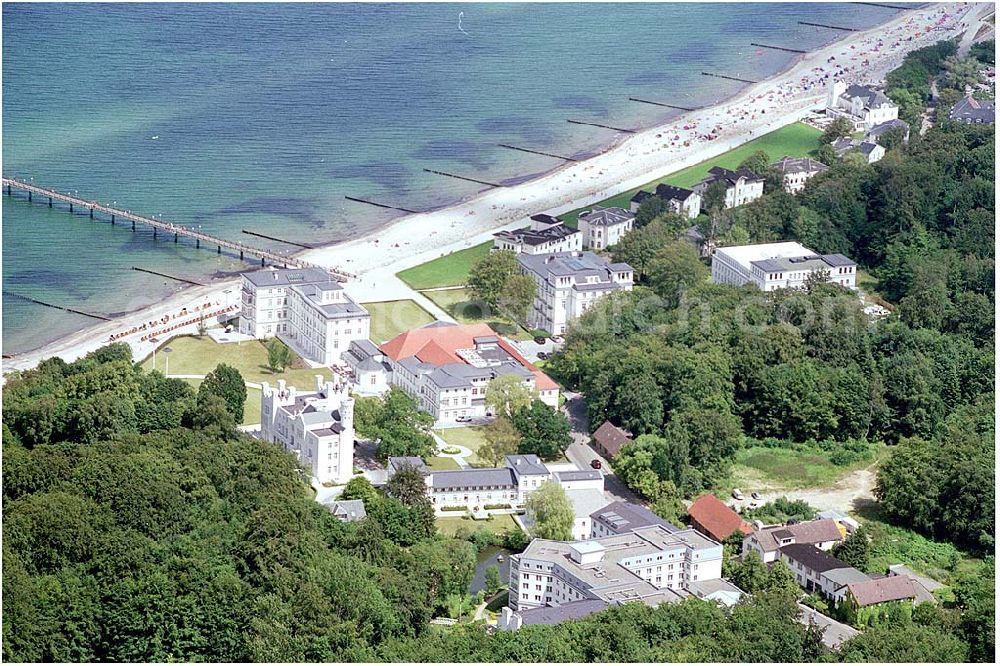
397;242;492;290
560;122;823;226
435;513;521;538
139;335;334;387
420;287;532;341
362;299;436;344
434;426;491;466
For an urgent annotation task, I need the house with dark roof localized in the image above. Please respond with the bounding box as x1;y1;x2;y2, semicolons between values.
629;183;702;219
864;118;911;146
577;206;635;250
493;215;583;255
343;339;392;394
687;494;753;543
742;519;843;563
837;576;919;627
323;499;368;522
590;501;680;538
771;156;829;194
948;94;995;124
377;322;560;424
518;251;633;335
778;543;870;601
694;166;764;209
826;80;899;130
591;420;632;458
831;137;885;164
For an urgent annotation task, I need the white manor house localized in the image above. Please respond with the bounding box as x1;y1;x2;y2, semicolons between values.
711;242;858;291
260;375;356;485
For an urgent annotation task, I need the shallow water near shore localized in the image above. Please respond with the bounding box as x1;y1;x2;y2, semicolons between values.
2;2;904;355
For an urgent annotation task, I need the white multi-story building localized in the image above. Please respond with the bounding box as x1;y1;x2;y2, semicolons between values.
826;80;899;131
260;375;355;485
577;207;635;250
493;215;583;255
500;524;724;629
239;267;371;366
771;156;829;194
517;251;634;335
694;167;765;210
589;501;681;539
630;184;702;220
365;322;559;424
711;242;858;291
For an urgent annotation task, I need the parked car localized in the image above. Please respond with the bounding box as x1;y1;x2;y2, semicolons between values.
536;351;549;360
732;488;745;501
533;336;546;345
590;459;603;470
551;335;564;343
751;491;762;500
455;416;472;423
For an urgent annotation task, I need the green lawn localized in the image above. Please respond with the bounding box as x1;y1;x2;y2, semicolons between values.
728;443;880;491
560;122;823;225
362;299;436;344
140;335;334;388
435;426;491;466
435;513;521;538
397;242;493;290
421;288;533;341
425;456;462;472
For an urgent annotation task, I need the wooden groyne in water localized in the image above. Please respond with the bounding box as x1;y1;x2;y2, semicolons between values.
701;72;760;85
798;21;858;32
566;119;636;133
497;144;578;162
343;195;421;214
750;42;808;54
628;98;697;111
3;290;111;321
422;168;503;188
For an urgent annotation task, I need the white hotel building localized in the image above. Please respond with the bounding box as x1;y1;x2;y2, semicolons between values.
711;242;858;291
500;525;724;629
239;267;371;366
517;251;634;335
260;375;356;485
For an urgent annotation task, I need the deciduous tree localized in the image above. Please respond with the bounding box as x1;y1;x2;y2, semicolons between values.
525;481;574;541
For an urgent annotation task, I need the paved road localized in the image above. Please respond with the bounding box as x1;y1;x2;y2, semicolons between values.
562;392;643;505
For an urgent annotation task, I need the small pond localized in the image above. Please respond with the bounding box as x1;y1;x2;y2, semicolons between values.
469;546;512;595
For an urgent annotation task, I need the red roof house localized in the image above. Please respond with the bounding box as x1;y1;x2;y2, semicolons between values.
688;494;753;542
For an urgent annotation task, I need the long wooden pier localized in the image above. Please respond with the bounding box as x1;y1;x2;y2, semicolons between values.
2;176;353;280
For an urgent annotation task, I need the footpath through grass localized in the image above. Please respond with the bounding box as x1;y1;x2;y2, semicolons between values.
560;122;823;226
397;242;492;290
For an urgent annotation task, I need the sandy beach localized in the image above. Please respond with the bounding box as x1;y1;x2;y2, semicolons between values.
3;2;990;374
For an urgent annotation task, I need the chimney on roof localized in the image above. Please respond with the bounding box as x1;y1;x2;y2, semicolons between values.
278;379;286;394
272;271;279;281
316;374;325;393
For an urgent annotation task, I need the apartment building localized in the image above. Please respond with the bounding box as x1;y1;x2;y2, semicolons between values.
372;322;559;424
630;184;702;219
239;267;370;365
493;214;583;254
505;525;723;619
694;166;764;209
826;80;899;130
742;519;844;564
260;375;355;485
518;251;634;335
778;543;870;603
711;242;858;291
589;501;680;539
577;207;635;250
771;156;829;194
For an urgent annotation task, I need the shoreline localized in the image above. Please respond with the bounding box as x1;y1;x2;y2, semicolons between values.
2;2;986;374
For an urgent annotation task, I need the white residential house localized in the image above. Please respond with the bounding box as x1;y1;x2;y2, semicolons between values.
493;214;583;255
832;137;885;164
239;267;371;366
260;375;355;485
711;242;858;291
778;543;871;603
741;519;844;564
577;206;635;250
501;524;724;627
694;166;765;210
771;156;829;194
343;339;392;395
517;251;634;335
630;184;702;220
375;322;559;424
826;80;899;130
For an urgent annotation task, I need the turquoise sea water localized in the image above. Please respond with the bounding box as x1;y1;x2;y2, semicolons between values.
2;2;904;355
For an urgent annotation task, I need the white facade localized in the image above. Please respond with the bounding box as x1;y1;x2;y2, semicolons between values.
507;525;724;615
826;80;899;130
239;267;370;366
630;186;701;220
518;252;634;335
493;216;583;255
741;520;844;564
711;242;858;292
694;167;764;210
260;375;355;485
577;207;634;250
772;156;829;194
